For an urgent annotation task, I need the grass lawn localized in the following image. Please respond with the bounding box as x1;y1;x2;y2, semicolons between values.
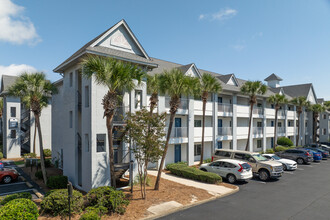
14;160;25;165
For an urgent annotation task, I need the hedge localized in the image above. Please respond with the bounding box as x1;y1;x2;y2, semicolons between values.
0;192;32;205
277;137;293;147
0;198;39;219
275;145;296;152
167;163;222;184
46;175;68;189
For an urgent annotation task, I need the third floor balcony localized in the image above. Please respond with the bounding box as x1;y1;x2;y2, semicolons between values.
218;127;232;136
165;97;188;110
218;103;233;114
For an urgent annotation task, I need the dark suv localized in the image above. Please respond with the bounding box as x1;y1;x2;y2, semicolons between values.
276;149;313;165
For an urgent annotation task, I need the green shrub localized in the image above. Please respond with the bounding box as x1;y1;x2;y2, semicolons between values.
43;149;52;157
46;175;68;189
40;189;84;216
265;149;275;154
45;159;52;167
86;186;129;214
0;198;39;219
22;153;37;158
275;145;295;152
277;137;293;147
35;170;44;180
0;152;3;159
167;163;222;184
203;158;212;163
0;192;32;205
165;161;187;170
80;207;106;220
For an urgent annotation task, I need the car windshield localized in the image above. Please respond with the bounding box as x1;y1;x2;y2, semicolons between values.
271;155;281;160
253;154;268;161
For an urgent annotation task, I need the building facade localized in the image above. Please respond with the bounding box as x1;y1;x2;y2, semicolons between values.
51;19;329;191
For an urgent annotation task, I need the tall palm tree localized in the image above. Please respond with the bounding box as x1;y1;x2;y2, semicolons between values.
81;55;145;188
154;68;198;190
197;73;222;165
8;73;57;183
291;96;310;146
309;104;326;143
324;101;330;111
146;74;160;114
240;81;267;151
267;94;288;149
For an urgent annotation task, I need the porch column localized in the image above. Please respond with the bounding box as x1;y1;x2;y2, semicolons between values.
187;97;195;166
262;98;267;152
232;94;238;150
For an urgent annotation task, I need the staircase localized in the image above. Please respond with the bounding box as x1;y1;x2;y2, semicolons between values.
20;110;31;154
114;163;130;179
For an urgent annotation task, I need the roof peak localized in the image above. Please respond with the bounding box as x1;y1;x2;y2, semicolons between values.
264;73;283;81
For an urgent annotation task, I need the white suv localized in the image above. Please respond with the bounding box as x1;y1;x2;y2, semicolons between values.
199;159;253;183
262;154;297;171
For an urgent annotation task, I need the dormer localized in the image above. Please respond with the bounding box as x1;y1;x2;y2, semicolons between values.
217;74;239;86
264;73;283;88
178;63;201;78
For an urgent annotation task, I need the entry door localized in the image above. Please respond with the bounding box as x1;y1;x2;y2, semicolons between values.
217;141;223;149
174;144;181;163
271;137;274;149
218;119;223;127
175;118;182;137
175;118;182;127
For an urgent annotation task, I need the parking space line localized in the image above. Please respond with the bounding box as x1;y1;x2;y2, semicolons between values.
257;181;266;184
0;189;34;196
297;168;304;170
0;182;25;187
283;171;294;174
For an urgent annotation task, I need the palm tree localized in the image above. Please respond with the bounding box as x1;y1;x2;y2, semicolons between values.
267;94;287;149
291;96;310;146
81;55;144;188
146;74;160;114
197;73;222;165
8;73;57;183
324;101;330;111
154;68;198;190
309;104;326;143
240;81;267;151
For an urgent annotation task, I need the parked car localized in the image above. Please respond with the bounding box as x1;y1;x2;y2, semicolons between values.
306;143;330;152
200;159;253;183
212;149;283;181
304;148;328;159
0;168;19;184
276;149;313;165
320;142;330;146
302;149;322;162
262;154;297;171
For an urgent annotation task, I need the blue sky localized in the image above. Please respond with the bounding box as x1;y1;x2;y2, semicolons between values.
0;0;330;99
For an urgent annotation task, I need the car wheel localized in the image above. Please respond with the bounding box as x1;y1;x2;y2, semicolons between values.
296;158;304;165
200;168;207;172
3;176;12;184
282;164;287;171
259;170;269;181
227;174;236;184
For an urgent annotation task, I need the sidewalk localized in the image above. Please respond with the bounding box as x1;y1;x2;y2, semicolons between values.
148;170;238;196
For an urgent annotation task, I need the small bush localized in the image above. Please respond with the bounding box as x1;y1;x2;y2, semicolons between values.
35;170;44;180
0;192;32;205
165;161;187;170
40;189;84;216
277;137;293;147
134;175;151;186
0;152;3;159
43;149;52;157
203;158;212;163
46;175;68;189
22;153;37;158
275;145;295;152
167;163;222;184
80;207;106;220
86;186;129;214
0;198;39;219
45;159;52;167
265;149;275;154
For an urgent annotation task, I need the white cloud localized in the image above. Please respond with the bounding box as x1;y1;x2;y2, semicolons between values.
0;0;40;45
252;32;263;39
0;64;37;78
199;8;237;21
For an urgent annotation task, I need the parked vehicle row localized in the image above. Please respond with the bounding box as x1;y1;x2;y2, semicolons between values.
200;144;327;184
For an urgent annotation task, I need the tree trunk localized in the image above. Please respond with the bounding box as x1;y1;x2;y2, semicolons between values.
245;103;254;151
106;114;116;188
33;119;37;154
35;114;47;183
296;112;301;146
149;93;158;116
199;95;207;165
274;107;279;150
154;105;177;190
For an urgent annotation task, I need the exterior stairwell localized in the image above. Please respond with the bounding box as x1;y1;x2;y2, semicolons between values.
114;149;130;180
20;110;31;154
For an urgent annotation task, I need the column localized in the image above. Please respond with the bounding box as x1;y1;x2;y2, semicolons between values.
249;105;253;152
300;107;305;146
293;106;297;146
262;98;267;152
213;93;218;151
232;94;238;150
187;97;195;166
284;104;288;137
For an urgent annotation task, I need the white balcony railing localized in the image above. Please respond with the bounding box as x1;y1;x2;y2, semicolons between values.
253;107;263;115
165;97;188;110
253;127;263;135
218;127;232;136
218;103;233;113
277;127;285;134
278;110;286;117
165;127;188;138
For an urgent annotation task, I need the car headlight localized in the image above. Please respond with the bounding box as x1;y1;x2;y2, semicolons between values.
270;166;273;171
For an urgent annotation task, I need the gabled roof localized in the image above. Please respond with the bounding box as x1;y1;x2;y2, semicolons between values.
264;73;283;81
53;19;156;73
317;98;324;104
280;83;313;98
268;87;292;99
217;74;239;86
0;75;18;94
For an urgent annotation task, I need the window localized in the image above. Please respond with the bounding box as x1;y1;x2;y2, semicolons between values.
271;121;274;127
215;150;231;157
10;130;16;139
229;141;233;149
257;122;262;127
271;104;274;109
323;129;327;135
69;72;73;87
210;161;221;167
288;121;292;127
217;141;223;149
257;140;262;148
69;111;73;128
85;86;89;107
10;107;16;117
194;144;201;156
96;134;106;152
85;134;89;152
135;90;142;109
194;120;201;127
218;97;223;104
288;106;292;110
324;114;327;119
278;122;282;127
229;99;232;104
223;162;236;168
229;121;232;127
234;153;246;160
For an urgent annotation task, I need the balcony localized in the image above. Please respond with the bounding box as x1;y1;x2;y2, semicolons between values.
278;127;285;134
218;103;233;113
253;107;263;116
113;106;129;123
194;100;213;115
165;97;188;110
278;110;285;117
253;127;263;135
165;127;188;138
218;127;232;136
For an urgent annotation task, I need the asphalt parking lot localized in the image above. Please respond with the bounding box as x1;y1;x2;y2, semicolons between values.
159;160;330;220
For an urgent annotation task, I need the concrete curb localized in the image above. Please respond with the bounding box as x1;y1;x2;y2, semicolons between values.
25;182;33;188
32;189;44;199
142;185;239;220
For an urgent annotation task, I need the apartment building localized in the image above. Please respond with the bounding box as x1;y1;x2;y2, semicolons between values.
51;19;329;191
0;75;52;158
